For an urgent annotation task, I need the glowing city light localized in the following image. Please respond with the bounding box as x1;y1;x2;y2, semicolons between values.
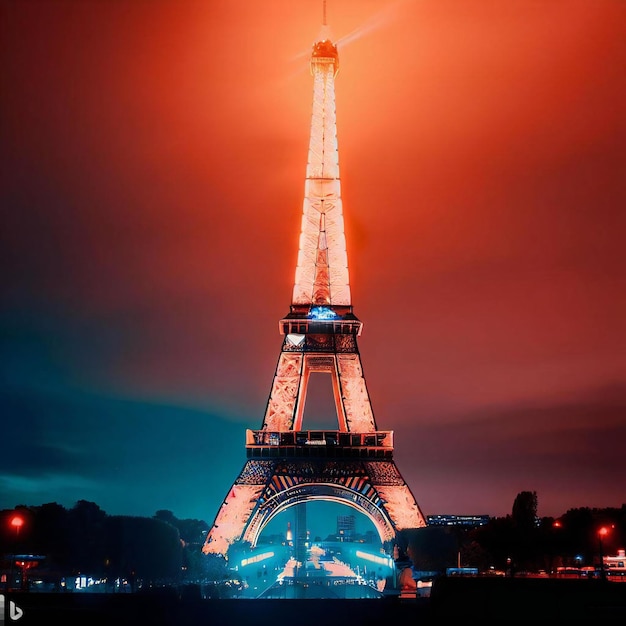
310;306;337;320
355;550;394;568
10;515;24;533
241;551;275;568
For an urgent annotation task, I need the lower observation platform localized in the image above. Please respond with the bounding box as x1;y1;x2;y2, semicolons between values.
246;430;393;460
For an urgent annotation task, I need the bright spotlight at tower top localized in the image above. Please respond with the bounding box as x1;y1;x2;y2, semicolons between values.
312;1;338;75
311;38;339;75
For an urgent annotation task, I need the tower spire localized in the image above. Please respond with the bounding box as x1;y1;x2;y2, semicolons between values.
318;0;332;43
292;9;346;308
263;25;370;434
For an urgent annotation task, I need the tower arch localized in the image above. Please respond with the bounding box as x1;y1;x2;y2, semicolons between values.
242;483;397;548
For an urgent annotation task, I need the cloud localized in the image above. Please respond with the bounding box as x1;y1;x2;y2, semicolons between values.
0;385;247;521
0;473;98;500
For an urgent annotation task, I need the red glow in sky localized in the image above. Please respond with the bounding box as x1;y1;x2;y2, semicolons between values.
1;1;624;522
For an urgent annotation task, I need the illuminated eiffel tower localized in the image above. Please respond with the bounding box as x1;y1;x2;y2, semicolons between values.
203;12;426;557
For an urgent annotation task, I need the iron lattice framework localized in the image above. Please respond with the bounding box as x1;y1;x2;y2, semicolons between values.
203;25;426;557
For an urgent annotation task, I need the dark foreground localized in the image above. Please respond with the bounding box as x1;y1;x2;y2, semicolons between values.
5;578;626;625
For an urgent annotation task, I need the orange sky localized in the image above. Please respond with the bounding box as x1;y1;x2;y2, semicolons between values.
1;1;624;521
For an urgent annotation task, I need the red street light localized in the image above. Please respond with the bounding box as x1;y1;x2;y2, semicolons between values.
598;526;610;582
10;515;24;535
8;514;25;591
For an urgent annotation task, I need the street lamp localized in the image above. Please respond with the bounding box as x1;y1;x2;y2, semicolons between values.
598;527;609;582
8;514;25;591
10;515;24;537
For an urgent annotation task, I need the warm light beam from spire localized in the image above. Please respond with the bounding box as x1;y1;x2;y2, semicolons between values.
289;0;404;64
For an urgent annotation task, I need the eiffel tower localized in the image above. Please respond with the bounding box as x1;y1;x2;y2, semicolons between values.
203;13;426;557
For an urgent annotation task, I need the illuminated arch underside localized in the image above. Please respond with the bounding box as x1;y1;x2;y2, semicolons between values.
243;484;396;547
203;460;425;556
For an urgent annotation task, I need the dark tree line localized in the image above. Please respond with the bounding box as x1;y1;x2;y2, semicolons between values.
0;501;213;587
399;492;626;575
2;493;624;588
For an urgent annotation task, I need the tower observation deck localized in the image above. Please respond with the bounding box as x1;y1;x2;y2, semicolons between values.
203;17;426;557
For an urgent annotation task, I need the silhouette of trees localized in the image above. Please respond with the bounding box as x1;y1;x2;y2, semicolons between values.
512;491;538;530
199;553;229;582
1;495;624;588
0;501;206;587
31;502;74;571
399;493;626;577
154;510;208;545
153;509;209;581
468;515;515;570
399;526;459;572
68;501;107;575
510;490;539;571
104;515;181;587
467;495;626;574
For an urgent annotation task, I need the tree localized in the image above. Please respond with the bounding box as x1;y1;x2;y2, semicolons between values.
200;553;229;582
68;501;107;575
472;516;515;570
512;491;538;531
176;518;209;545
105;516;182;586
154;510;208;544
154;510;177;526
30;503;70;570
398;527;458;572
511;491;539;571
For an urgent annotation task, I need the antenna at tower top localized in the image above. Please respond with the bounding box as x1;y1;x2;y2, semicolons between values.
318;0;332;43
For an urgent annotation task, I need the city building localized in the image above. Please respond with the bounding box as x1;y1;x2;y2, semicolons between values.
337;515;356;542
427;515;491;528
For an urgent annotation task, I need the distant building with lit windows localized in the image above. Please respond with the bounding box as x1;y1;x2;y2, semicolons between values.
337;514;356;541
605;549;626;578
427;515;490;528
